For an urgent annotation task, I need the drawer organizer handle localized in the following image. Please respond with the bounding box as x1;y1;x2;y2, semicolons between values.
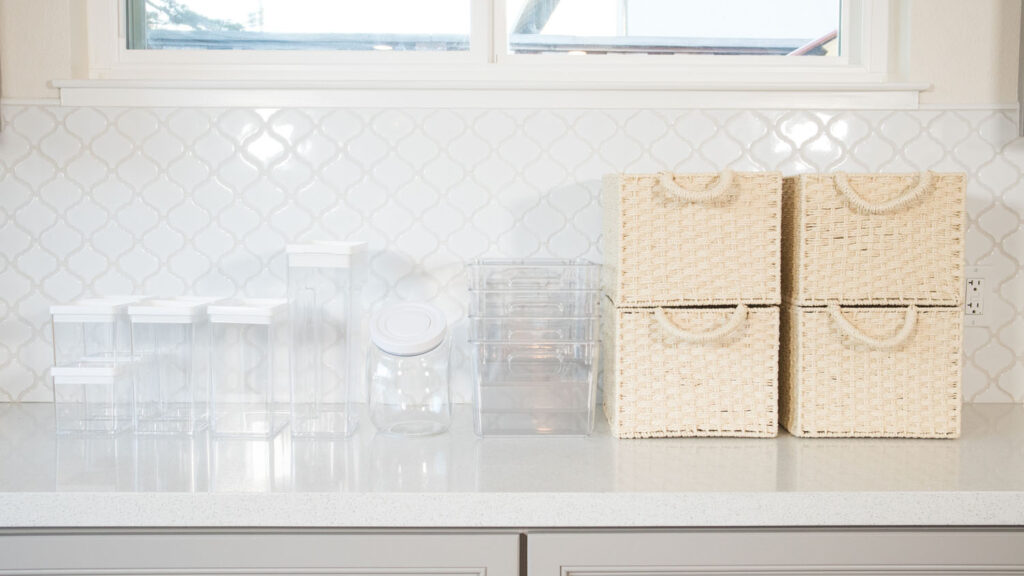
655;304;748;344
827;302;918;350
656;169;734;203
833;171;933;214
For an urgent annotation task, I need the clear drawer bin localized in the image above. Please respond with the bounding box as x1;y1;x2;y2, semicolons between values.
287;241;367;438
469;259;600;290
209;299;289;439
470;341;598;436
128;297;220;435
52;366;133;435
468;289;601;318
468;316;599;342
50;296;144;368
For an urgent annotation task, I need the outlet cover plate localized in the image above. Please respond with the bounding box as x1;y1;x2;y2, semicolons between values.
966;265;993;327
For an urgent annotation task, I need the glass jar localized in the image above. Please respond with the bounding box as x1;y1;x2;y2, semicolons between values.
367;303;451;436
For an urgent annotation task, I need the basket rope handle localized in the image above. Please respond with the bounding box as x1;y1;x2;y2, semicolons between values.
655;304;748;344
827;303;918;350
833;171;933;214
656;170;735;203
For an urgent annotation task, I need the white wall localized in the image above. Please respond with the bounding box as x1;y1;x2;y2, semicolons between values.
908;0;1020;105
0;0;1021;104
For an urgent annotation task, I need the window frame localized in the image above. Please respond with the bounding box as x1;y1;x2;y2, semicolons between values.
61;0;923;109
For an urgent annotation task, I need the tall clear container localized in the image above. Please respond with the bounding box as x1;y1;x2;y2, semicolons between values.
128;297;220;435
209;299;289;439
286;241;367;438
368;303;451;436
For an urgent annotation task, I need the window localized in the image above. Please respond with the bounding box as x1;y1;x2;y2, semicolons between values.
64;0;913;109
129;0;471;52
126;0;841;58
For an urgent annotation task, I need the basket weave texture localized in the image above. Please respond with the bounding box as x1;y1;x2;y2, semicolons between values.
602;172;781;306
780;305;962;438
602;298;779;438
782;172;965;305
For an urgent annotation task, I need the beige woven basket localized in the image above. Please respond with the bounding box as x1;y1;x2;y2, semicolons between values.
602;171;781;307
782;172;965;306
780;304;962;438
602;298;779;438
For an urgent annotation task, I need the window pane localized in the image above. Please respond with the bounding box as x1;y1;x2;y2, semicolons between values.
130;0;470;51
507;0;841;56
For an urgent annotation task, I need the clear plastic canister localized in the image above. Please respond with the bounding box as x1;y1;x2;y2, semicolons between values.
209;299;289;439
50;296;144;368
128;297;220;435
368;303;451;436
287;241;367;438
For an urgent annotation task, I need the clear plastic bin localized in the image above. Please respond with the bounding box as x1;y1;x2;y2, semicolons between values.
128;297;220;435
52;366;133;435
209;299;289;439
287;241;367;438
50;296;144;368
468;289;601;317
469;259;600;290
468;316;599;342
470;341;598;436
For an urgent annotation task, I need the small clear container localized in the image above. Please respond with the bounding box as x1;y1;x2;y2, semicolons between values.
468;289;601;317
209;299;289;439
468;258;600;290
368;303;451;436
50;296;144;368
470;341;598;436
52;366;133;435
287;241;367;438
468;316;599;342
128;297;220;435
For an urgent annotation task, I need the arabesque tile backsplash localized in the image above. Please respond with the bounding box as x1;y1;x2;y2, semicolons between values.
1;105;1022;403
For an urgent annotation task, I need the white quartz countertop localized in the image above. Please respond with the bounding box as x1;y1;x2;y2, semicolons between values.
0;404;1022;528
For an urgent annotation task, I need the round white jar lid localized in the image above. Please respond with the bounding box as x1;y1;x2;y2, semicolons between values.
370;303;447;356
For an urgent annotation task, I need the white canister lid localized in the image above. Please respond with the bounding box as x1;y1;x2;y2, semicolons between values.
370;303;447;356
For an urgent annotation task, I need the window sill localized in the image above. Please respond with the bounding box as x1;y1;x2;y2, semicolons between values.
51;78;928;110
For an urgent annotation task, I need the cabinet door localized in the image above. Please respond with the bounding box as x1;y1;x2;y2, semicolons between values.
0;531;519;576
528;529;1024;575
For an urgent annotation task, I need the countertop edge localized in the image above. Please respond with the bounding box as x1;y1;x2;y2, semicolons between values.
2;491;1023;529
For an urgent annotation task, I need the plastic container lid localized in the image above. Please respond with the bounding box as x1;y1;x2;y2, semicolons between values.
207;299;287;325
287;241;367;268
50;296;148;322
128;296;222;324
370;303;447;356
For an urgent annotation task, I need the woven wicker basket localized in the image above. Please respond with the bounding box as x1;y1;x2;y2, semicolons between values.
782;172;965;306
602;298;779;438
780;304;962;438
602;171;781;307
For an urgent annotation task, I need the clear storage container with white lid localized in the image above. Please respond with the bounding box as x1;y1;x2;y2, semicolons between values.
128;296;220;435
51;365;133;435
286;241;367;438
208;299;289;439
368;303;451;436
50;296;145;368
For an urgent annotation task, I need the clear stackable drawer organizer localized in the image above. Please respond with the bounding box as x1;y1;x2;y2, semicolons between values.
468;259;600;436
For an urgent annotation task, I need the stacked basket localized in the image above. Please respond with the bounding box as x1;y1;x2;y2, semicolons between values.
468;259;601;436
780;171;966;438
601;170;782;438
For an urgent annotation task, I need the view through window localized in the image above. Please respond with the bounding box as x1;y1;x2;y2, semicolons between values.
128;0;841;57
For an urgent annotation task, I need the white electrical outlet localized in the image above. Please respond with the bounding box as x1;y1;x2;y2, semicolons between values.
965;266;993;326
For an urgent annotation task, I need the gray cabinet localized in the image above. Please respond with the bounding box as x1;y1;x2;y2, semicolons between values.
0;531;520;576
527;530;1024;575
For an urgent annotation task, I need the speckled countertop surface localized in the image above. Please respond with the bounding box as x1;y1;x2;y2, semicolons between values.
0;403;1022;528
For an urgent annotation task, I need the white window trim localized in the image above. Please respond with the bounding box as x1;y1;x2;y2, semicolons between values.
55;0;927;109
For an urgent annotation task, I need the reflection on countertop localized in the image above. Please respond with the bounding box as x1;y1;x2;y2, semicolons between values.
2;404;1022;494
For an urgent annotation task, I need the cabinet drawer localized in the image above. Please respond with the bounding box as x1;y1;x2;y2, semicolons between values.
0;531;519;576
